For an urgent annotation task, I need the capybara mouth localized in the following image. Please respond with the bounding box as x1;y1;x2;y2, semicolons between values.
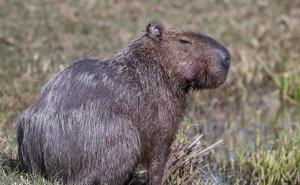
188;68;229;90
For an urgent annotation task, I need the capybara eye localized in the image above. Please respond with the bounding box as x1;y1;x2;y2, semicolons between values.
177;39;192;45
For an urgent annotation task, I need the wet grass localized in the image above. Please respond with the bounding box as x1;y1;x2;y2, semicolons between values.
0;0;300;184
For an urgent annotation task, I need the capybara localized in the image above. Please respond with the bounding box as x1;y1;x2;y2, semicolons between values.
16;21;230;185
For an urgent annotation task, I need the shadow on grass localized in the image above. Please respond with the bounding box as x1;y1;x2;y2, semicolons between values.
124;173;148;185
0;154;147;185
0;154;21;174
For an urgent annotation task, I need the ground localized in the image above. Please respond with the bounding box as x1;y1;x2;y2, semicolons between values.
0;0;299;184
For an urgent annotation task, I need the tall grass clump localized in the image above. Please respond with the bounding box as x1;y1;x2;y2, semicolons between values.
220;125;300;185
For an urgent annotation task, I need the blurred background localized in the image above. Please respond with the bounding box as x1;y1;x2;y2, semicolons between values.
0;0;299;184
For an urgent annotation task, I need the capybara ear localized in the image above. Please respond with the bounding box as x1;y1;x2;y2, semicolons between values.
146;21;164;42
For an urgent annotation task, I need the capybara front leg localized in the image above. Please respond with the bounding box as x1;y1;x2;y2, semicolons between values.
147;148;169;185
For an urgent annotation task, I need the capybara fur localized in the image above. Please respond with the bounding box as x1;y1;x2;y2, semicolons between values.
16;21;230;185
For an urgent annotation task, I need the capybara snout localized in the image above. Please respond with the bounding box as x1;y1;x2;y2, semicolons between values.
17;21;230;185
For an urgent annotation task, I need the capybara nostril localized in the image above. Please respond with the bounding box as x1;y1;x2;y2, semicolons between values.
216;47;230;70
222;56;230;69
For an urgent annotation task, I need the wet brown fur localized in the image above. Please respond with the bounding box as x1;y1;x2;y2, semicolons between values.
16;21;230;185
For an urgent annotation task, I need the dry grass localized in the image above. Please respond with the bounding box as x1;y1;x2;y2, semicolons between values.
163;135;223;185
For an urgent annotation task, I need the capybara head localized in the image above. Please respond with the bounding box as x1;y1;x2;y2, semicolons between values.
141;21;230;90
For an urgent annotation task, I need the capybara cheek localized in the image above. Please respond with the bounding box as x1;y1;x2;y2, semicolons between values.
178;61;204;81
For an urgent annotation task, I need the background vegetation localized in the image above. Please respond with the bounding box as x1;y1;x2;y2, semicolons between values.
0;0;299;184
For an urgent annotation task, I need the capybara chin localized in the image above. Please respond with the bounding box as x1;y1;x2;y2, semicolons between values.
16;21;230;185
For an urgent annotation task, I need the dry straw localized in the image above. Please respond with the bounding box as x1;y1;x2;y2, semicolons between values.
163;135;223;185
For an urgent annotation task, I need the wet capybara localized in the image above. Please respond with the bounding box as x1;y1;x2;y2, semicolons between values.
16;21;230;185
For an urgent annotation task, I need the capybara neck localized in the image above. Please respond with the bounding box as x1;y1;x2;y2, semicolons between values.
113;36;188;96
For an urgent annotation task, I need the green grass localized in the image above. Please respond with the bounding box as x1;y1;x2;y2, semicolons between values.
216;125;300;185
0;0;300;184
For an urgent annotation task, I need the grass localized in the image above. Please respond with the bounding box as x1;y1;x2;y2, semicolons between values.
215;124;300;185
0;0;300;184
163;135;223;184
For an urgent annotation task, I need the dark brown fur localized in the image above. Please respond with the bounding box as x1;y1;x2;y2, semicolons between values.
16;21;230;185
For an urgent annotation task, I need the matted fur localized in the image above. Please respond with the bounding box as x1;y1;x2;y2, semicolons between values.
16;21;230;185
